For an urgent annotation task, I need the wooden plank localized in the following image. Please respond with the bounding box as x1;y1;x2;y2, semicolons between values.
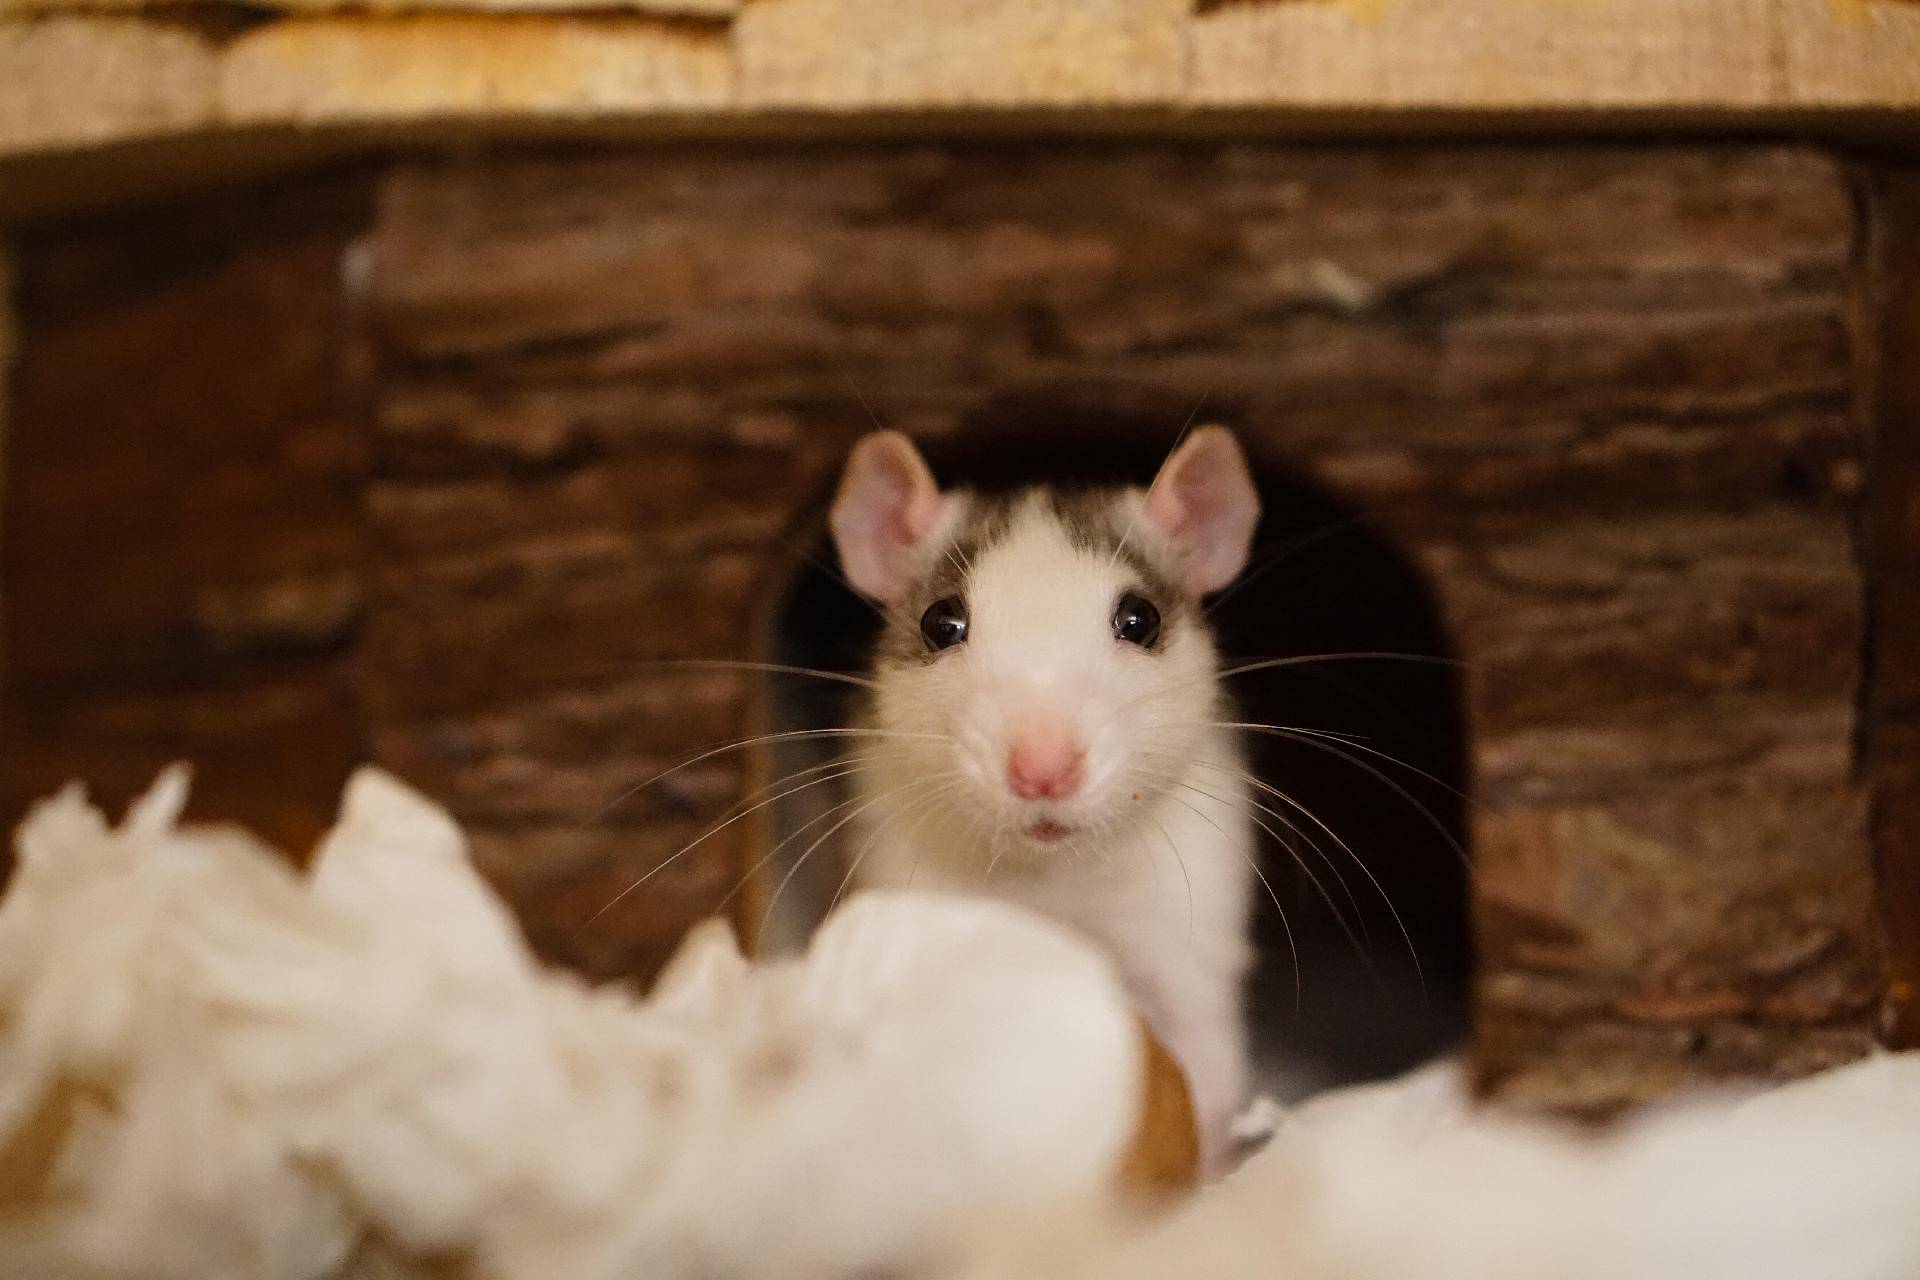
1189;0;1775;109
1475;777;1878;1111
1866;167;1920;1048
0;240;11;561
365;144;1874;1093
3;0;1920;226
220;13;732;126
1780;1;1920;105
737;0;1186;109
0;0;740;13
1432;511;1861;742
0;16;213;153
0;174;374;857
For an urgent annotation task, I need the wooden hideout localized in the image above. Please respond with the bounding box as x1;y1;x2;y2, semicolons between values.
1;0;1917;1115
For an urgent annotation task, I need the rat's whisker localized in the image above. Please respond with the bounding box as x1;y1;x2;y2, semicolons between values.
593;727;950;822
1156;787;1300;1015
1202;514;1372;617
713;787;875;916
1214;651;1475;682
1142;809;1194;949
1154;713;1470;874
1195;761;1424;999
805;358;921;632
1151;718;1367;745
983;825;1012;880
1208;721;1473;809
802;545;916;631
1106;395;1208;576
1159;752;1420;982
1211;723;1470;871
1234;658;1430;737
1159;769;1396;1001
581;759;884;931
705;750;891;826
1127;807;1168;919
1115;650;1469;716
1134;750;1370;950
945;538;975;586
735;768;964;919
1133;757;1378;980
760;781;930;936
830;781;963;915
573;655;884;692
644;659;880;691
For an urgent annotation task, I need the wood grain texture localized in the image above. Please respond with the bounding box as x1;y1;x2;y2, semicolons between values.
359;143;1878;1111
0;15;214;154
1189;0;1777;109
0;174;374;858
7;0;1920;224
0;143;1887;1106
0;0;739;13
1;240;11;557
737;0;1187;109
220;13;733;127
1779;1;1920;105
1866;167;1920;1048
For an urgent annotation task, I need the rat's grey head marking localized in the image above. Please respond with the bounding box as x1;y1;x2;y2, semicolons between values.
873;487;1192;668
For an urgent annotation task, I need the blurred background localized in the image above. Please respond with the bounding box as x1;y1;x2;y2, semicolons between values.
1;0;1916;1110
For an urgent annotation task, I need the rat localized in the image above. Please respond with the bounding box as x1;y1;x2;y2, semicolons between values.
827;425;1261;1173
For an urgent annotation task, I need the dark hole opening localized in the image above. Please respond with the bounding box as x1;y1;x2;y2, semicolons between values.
765;405;1471;1098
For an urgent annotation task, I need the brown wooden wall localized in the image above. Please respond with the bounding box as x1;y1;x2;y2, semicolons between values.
0;142;1896;1108
1867;167;1920;1051
2;178;373;859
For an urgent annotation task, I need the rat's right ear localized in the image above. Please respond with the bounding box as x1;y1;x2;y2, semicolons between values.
1143;425;1260;596
829;432;944;604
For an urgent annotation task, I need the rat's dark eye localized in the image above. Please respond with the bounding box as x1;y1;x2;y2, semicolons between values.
1112;592;1162;648
920;595;969;651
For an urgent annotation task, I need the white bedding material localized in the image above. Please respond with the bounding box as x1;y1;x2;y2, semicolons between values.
961;1046;1920;1280
0;768;1143;1280
4;766;1918;1280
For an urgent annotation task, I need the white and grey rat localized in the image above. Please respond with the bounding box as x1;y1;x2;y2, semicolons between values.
827;426;1261;1172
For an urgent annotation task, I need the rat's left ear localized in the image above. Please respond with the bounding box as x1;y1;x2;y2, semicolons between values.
829;431;945;604
1143;426;1261;596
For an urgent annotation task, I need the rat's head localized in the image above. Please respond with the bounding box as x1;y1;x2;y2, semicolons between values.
829;427;1260;861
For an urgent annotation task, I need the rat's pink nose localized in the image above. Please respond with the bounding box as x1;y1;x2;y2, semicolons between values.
1005;725;1086;801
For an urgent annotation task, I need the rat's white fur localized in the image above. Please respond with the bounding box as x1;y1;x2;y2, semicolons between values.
848;491;1256;1172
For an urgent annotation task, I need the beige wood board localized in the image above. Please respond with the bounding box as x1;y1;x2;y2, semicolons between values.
0;0;1917;206
221;14;732;125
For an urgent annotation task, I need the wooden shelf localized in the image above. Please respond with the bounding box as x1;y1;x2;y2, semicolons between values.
2;0;1918;219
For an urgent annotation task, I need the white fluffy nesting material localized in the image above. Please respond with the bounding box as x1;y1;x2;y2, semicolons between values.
961;1053;1920;1280
0;768;1147;1280
9;766;1920;1280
